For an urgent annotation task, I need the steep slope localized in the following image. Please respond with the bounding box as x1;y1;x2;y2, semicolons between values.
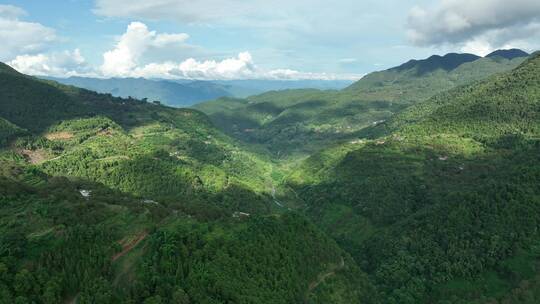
0;65;276;212
378;52;540;139
0;63;376;303
286;53;540;303
345;51;528;102
0;117;25;147
0;169;377;303
195;50;529;157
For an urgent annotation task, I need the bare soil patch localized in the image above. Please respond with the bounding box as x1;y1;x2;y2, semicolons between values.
45;131;74;140
19;149;49;164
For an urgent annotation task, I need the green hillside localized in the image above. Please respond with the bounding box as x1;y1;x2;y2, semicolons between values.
285;52;540;303
0;118;26;147
2;48;540;304
0;64;376;303
345;54;528;103
373;53;540;140
195;51;528;157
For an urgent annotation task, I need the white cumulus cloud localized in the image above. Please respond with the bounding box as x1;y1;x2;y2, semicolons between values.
96;22;358;80
0;4;57;61
407;0;540;53
8;20;361;81
8;49;92;77
129;52;256;80
101;21;189;77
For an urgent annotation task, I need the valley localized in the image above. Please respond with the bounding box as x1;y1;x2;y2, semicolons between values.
1;49;539;304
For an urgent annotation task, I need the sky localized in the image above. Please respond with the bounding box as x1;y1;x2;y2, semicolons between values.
2;0;540;80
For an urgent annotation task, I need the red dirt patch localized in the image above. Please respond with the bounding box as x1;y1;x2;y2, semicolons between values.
112;232;148;262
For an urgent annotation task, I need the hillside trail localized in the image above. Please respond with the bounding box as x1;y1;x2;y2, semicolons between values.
271;184;285;207
112;232;148;262
62;232;148;303
305;256;345;301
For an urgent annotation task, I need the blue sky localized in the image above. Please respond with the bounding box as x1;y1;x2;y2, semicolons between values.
2;0;540;80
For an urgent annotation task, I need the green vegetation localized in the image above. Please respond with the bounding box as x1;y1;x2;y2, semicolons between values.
0;60;372;303
2;49;539;303
0;118;25;147
195;52;528;157
45;77;352;108
285;52;540;303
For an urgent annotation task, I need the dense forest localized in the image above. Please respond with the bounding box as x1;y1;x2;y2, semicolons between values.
285;52;540;303
0;61;374;303
1;50;540;303
194;50;529;157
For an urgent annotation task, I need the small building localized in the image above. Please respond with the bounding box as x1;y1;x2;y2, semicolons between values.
80;190;92;198
233;212;251;218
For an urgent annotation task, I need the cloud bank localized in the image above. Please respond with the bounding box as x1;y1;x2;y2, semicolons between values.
9;49;91;77
9;21;360;80
407;0;540;54
0;5;56;61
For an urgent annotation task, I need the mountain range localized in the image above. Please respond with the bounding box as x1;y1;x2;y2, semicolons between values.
44;76;353;107
1;48;540;303
195;49;530;157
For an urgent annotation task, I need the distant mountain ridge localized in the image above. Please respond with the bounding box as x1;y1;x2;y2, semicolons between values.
40;76;353;108
43;76;233;107
194;49;531;157
345;48;530;98
387;49;529;75
392;53;481;75
486;48;530;60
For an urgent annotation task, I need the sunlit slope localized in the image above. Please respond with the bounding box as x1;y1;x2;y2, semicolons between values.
0;64;377;303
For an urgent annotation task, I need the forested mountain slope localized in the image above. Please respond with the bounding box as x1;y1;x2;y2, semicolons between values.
0;64;377;303
286;52;540;303
3;49;540;304
195;50;529;157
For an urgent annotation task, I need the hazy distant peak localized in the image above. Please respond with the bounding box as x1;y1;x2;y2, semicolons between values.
391;52;481;75
485;49;529;60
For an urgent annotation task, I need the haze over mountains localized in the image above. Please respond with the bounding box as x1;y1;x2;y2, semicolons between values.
40;49;528;110
44;76;353;107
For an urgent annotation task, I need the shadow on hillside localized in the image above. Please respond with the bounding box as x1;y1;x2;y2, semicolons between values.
286;135;540;301
0;71;206;135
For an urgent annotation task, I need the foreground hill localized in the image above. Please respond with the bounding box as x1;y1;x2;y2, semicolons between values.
195;50;529;157
286;52;540;303
0;64;376;303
